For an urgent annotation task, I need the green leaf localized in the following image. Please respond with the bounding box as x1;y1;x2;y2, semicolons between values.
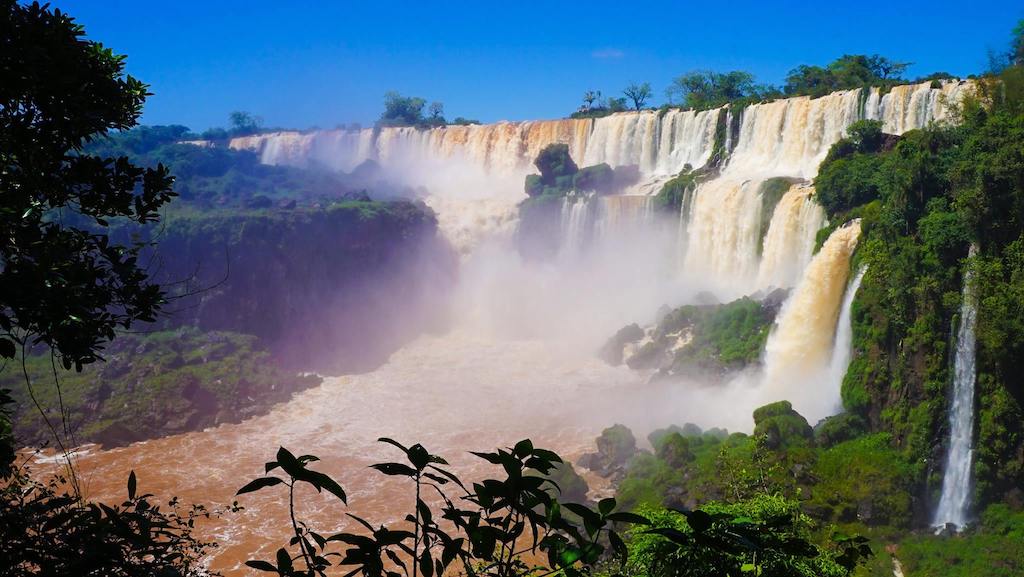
513;439;534;458
378;437;409;453
598;497;617;516
0;338;15;359
370;462;418;477
245;560;278;572
606;511;650;525
236;476;284;496
276;447;304;479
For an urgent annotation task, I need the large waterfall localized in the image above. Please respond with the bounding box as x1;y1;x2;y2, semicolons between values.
934;245;979;530
54;81;973;572
229;79;969;391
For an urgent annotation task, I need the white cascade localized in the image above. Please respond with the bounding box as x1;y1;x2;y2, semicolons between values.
559;196;591;257
682;178;766;295
761;220;862;422
757;184;828;290
825;266;868;412
934;244;979;530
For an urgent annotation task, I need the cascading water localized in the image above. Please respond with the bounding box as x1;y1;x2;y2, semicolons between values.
761;220;862;422
825;266;868;412
682;178;766;293
757;184;827;290
934;244;979;530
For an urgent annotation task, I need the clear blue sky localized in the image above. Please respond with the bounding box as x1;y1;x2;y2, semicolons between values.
49;0;1024;131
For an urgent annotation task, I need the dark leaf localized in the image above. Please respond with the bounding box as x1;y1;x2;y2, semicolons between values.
236;476;284;496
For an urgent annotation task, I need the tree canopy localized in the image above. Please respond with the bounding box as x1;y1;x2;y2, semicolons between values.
0;0;176;372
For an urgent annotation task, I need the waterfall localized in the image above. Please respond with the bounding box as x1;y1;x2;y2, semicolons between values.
934;244;979;530
761;220;862;422
825;266;867;412
227;79;969;262
757;184;827;289
559;195;591;256
863;80;973;135
682;178;765;293
593;195;655;239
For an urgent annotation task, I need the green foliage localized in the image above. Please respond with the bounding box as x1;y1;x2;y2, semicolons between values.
623;82;653;111
885;504;1024;576
84;126;354;209
752;401;813;450
378;91;428;127
239;440;649;577
229;110;262;136
626;296;776;376
654;168;698;213
573;163;615;194
785;55;910;97
626;496;869;577
0;0;177;371
666;70;765;109
534;143;579;186
813;412;868;448
805;434;914;527
596;424;638;466
1;468;222;576
2;329;320;447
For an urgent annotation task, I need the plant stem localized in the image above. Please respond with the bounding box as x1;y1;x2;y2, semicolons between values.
289;480;314;576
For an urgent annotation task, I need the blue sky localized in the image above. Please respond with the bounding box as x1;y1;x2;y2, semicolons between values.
50;0;1023;131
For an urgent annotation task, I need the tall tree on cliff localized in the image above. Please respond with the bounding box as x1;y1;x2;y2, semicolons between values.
0;0;176;469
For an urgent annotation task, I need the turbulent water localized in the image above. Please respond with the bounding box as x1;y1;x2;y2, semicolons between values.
934;244;979;530
43;80;971;574
762;221;862;421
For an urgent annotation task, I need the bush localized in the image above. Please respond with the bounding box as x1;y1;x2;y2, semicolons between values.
752;401;813;449
573;163;615;194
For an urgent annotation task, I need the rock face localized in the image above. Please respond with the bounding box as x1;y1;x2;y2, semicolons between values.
121;200;457;374
600;291;787;381
578;424;638;481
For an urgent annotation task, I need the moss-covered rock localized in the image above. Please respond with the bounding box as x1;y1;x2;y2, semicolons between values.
605;294;781;379
752;401;813;449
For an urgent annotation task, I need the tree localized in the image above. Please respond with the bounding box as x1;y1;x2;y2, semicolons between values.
607;96;628;112
1014;19;1024;66
428;101;444;120
784;64;836;97
0;1;175;376
0;5;218;575
582;89;601;110
623;82;652;111
667;70;757;109
229;110;262;135
867;55;911;80
378;91;427;127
